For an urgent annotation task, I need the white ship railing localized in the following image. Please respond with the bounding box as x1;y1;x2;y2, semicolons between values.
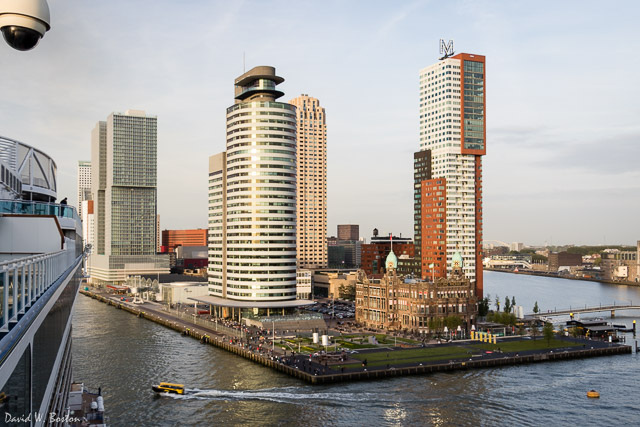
0;249;77;332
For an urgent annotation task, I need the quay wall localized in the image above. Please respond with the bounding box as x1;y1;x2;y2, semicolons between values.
79;290;632;385
485;268;639;287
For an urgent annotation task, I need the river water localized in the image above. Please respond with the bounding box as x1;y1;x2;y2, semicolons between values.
72;272;640;426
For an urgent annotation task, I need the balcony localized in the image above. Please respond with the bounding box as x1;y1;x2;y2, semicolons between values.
0;200;78;222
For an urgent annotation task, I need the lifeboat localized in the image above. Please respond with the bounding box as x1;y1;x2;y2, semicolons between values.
587;390;600;398
152;382;185;394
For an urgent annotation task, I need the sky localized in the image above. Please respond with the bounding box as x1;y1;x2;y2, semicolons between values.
1;0;639;246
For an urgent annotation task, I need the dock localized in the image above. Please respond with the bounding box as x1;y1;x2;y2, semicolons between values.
79;289;632;385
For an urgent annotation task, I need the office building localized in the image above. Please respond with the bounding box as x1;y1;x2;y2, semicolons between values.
82;199;95;251
327;235;362;269
601;242;640;282
205;66;311;318
77;160;91;217
88;110;169;284
156;214;161;252
361;232;413;276
289;94;328;269
162;229;207;252
338;224;359;241
548;252;583;272
417;52;486;296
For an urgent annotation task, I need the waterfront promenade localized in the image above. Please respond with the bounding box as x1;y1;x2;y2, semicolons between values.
79;288;632;385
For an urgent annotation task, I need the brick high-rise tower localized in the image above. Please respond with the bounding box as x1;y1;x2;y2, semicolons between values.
417;52;485;296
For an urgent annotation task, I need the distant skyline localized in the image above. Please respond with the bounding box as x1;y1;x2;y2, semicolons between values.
1;1;638;246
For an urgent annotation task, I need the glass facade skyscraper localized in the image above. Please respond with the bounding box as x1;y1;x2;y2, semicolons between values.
89;110;169;284
209;66;298;303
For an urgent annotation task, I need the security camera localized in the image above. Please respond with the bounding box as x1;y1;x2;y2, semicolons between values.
0;0;50;51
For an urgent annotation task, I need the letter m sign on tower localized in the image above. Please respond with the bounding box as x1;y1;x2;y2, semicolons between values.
439;39;454;59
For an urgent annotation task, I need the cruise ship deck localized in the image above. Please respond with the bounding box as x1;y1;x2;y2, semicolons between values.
1;135;84;426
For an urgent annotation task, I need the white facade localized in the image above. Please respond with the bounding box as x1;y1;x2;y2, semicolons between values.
208;66;298;303
159;282;210;305
77;160;91;217
419;57;479;281
296;269;312;300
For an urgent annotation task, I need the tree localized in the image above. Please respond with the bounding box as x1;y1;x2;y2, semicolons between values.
533;301;540;314
495;295;500;312
478;297;489;317
339;284;356;301
511;296;516;309
532;254;548;263
531;323;538;341
543;322;554;345
444;315;462;330
517;323;525;336
504;296;511;313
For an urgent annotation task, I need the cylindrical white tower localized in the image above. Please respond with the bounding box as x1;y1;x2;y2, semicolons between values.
222;66;297;302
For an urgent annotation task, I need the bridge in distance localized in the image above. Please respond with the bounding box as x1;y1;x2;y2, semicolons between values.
526;303;640;319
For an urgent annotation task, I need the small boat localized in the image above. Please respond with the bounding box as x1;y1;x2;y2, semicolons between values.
587;390;600;398
152;382;185;394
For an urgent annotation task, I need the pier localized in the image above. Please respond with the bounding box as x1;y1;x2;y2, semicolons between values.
80;289;632;385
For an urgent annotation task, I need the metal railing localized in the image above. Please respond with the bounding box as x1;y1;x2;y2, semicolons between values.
0;249;77;331
0;199;78;221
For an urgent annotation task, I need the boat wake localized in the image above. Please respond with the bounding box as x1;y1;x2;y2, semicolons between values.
164;386;374;405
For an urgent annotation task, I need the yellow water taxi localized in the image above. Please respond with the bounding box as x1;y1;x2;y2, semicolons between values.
586;390;600;398
152;382;185;394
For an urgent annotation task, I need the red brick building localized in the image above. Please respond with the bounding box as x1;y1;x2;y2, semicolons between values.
361;235;414;276
161;229;207;252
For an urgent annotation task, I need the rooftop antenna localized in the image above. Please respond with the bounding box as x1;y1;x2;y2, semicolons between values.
439;38;455;60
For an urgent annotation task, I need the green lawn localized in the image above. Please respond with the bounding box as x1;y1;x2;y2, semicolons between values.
335;340;377;349
333;338;582;370
470;338;581;353
375;334;420;345
337;346;471;369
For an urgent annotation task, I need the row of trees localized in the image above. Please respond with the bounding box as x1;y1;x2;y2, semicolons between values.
478;294;518;316
478;293;542;317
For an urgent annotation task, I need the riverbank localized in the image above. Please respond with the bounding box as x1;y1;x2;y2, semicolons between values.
79;288;632;385
485;268;640;287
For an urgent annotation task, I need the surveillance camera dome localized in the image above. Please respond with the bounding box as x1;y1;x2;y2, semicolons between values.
0;0;50;51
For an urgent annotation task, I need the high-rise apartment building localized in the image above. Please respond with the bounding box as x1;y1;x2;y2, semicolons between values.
289;95;328;269
208;66;298;307
337;224;359;241
417;52;485;296
89;110;169;284
77;160;91;217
